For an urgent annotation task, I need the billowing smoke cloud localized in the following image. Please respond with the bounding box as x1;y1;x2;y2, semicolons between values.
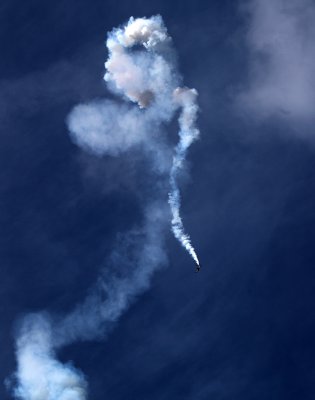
236;0;315;121
12;15;200;400
14;314;87;400
104;15;174;112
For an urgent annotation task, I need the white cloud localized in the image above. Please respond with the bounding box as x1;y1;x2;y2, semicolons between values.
236;0;315;120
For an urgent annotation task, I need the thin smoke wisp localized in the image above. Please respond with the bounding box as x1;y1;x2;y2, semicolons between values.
169;87;200;267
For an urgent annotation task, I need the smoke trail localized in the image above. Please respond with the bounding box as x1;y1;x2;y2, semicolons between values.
169;87;200;267
53;201;168;347
13;201;167;400
12;15;201;400
103;15;201;267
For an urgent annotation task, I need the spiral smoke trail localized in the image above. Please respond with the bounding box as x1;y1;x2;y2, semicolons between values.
11;16;201;400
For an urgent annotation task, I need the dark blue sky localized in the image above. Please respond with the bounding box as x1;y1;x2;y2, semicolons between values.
1;1;315;399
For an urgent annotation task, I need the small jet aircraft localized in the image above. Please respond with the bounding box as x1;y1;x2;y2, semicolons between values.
195;263;201;273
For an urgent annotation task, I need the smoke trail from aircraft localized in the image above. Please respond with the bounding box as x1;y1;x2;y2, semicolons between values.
169;87;200;267
13;202;167;400
53;201;168;347
12;16;200;400
103;15;200;267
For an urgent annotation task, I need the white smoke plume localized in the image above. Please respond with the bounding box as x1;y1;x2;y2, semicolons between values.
104;15;174;111
12;15;200;400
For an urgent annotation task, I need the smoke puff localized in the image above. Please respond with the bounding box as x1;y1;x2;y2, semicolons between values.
116;16;169;49
105;17;177;110
14;314;87;400
67;100;149;156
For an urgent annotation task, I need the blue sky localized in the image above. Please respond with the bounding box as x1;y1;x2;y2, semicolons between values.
1;1;315;399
